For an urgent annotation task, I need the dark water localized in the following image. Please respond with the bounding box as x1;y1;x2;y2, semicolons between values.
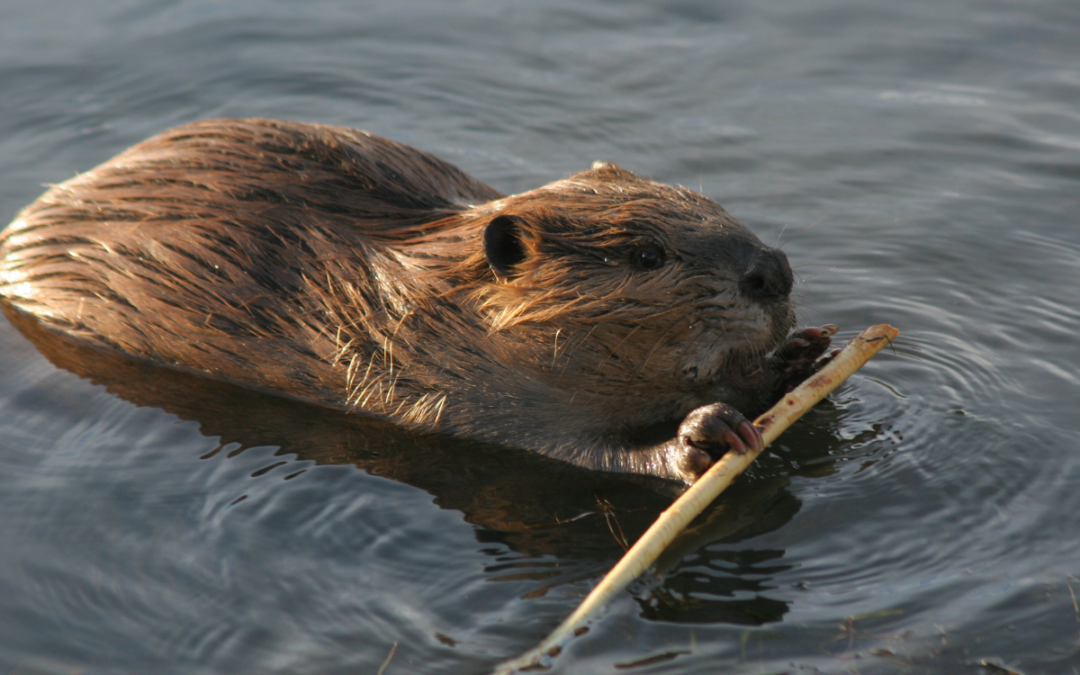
2;1;1079;673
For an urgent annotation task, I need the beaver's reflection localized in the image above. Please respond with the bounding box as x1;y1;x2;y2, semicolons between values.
5;304;828;626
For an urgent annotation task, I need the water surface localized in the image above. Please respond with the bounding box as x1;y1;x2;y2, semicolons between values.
2;1;1079;673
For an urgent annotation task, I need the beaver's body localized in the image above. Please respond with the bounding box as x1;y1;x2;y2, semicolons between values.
0;119;830;483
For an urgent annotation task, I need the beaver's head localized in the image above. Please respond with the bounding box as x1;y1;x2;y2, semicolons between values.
462;162;795;426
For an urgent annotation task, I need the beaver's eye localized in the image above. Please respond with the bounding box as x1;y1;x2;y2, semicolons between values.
631;246;665;271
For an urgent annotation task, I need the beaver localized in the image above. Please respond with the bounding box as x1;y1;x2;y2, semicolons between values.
0;118;834;484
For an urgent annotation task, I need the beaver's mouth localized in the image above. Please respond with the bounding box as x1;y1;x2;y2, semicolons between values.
673;300;795;404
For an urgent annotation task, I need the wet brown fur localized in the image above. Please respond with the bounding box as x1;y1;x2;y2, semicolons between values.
0;118;796;483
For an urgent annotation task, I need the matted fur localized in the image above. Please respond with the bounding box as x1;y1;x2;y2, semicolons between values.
0;118;797;483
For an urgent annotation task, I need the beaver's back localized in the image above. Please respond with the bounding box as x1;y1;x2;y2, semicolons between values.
0;118;502;406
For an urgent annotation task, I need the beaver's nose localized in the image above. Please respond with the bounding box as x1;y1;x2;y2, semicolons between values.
740;248;793;301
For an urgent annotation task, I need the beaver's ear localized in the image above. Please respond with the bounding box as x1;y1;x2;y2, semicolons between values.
483;215;527;280
589;160;634;178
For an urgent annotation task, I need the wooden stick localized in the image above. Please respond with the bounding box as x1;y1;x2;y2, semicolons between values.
492;324;899;674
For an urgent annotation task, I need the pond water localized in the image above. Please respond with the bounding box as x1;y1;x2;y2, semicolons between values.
2;0;1079;673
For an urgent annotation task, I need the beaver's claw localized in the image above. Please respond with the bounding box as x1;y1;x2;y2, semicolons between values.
773;324;838;393
675;402;764;478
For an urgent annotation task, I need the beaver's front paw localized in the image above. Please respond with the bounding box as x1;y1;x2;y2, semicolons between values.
675;402;764;478
773;324;839;393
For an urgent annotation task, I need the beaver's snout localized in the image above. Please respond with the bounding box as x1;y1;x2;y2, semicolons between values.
740;247;793;302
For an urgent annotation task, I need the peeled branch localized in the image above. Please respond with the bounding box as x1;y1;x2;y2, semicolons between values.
493;323;900;674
